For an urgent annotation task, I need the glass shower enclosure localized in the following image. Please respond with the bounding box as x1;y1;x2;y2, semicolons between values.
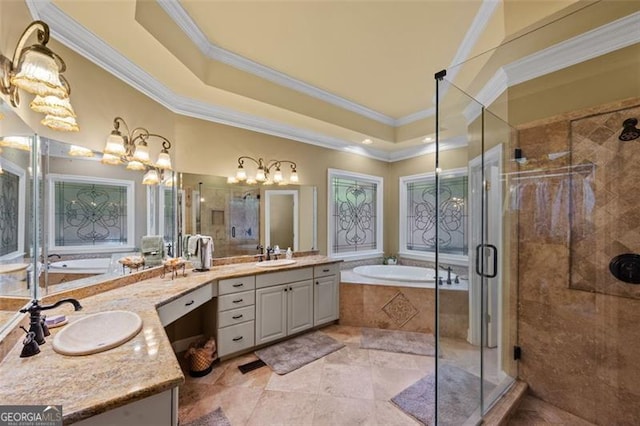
434;72;519;424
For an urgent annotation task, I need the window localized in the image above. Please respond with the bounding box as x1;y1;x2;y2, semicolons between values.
0;158;26;260
399;168;468;265
49;174;135;253
328;169;383;259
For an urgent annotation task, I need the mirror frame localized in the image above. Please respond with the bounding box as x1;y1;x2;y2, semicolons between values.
264;189;299;251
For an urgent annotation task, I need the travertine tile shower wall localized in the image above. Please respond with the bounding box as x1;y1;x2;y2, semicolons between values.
516;98;640;425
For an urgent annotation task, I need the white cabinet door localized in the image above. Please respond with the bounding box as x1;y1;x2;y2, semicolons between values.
314;275;338;326
255;284;288;345
287;279;313;335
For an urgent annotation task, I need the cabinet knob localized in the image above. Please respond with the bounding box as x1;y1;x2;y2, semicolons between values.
232;283;244;288
233;298;243;303
316;281;319;285
284;288;288;292
232;336;244;342
232;314;243;319
185;300;194;306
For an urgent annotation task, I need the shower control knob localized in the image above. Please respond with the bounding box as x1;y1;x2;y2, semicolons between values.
609;253;640;284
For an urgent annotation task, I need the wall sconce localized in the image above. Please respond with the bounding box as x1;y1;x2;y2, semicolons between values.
0;21;79;132
102;116;173;185
228;156;299;185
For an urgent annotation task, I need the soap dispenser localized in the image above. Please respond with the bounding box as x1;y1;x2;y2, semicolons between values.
286;247;293;260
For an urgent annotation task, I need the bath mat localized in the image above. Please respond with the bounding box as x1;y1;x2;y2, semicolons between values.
360;327;436;356
391;363;495;426
181;407;231;426
238;359;266;374
255;331;344;375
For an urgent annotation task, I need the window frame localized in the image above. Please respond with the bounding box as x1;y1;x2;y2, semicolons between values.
48;173;136;254
327;168;383;260
399;167;469;266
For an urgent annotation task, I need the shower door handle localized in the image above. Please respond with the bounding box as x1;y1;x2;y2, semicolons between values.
475;244;498;278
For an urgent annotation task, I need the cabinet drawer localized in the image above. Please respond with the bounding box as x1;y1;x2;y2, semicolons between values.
218;275;255;295
256;267;313;288
314;263;340;278
158;283;213;326
218;321;255;357
218;290;255;312
218;305;255;328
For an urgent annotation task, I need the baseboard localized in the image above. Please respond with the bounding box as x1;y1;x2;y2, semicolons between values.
171;334;204;353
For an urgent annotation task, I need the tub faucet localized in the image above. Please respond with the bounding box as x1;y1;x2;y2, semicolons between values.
446;267;453;285
20;298;83;346
47;254;61;260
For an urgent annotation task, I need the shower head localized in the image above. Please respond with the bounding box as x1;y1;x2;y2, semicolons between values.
619;118;640;141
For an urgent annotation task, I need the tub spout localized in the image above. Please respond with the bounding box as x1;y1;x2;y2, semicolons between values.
446;267;452;285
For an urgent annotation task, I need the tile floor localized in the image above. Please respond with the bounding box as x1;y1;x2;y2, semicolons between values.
178;324;502;425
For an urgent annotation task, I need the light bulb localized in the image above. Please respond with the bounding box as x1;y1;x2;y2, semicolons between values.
255;168;266;182
290;170;299;183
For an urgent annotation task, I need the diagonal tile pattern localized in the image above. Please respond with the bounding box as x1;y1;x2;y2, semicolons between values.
178;325;564;426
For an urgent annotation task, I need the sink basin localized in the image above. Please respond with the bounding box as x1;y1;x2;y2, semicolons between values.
52;310;143;356
256;259;297;268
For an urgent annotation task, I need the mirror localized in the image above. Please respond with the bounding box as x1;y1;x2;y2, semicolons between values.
0;98;38;334
38;138;176;295
180;173;316;259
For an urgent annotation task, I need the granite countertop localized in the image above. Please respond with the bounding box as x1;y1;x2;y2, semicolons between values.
0;255;340;424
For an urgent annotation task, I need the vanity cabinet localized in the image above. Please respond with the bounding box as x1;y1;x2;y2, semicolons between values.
217;275;256;357
158;283;214;327
255;267;313;345
313;263;339;326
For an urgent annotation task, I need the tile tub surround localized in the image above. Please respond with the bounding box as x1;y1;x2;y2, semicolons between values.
0;255;340;424
516;97;640;425
339;282;468;339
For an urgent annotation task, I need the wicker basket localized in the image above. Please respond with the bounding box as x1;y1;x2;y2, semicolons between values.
184;337;217;377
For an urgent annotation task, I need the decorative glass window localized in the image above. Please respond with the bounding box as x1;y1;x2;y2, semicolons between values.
328;169;383;259
0;158;26;260
49;174;135;253
399;168;468;264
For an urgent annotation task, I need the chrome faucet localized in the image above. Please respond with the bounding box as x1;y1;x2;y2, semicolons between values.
20;298;82;346
446;267;453;285
256;244;265;262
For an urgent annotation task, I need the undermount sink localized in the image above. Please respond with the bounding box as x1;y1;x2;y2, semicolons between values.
52;310;143;356
256;259;297;268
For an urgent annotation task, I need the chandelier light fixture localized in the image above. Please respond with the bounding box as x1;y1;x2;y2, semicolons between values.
0;20;79;132
228;156;299;185
102;116;173;185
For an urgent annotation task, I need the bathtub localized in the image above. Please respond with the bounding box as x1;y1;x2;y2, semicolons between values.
341;264;467;290
48;258;111;275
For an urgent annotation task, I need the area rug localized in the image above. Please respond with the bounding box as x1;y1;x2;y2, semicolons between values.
255;331;344;375
360;327;436;356
391;363;495;426
181;407;231;426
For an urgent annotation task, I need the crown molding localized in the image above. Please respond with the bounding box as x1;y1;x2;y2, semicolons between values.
26;0;397;161
387;135;469;162
463;11;640;124
156;0;396;126
25;0;640;164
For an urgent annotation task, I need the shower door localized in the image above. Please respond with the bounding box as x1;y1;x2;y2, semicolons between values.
434;72;518;424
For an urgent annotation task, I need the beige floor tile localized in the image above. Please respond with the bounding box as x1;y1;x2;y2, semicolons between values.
266;357;324;394
246;390;317;426
371;366;426;401
368;349;434;371
374;400;421;426
319;363;375;400
215;353;273;389
323;342;371;366
312;395;376;426
181;384;263;425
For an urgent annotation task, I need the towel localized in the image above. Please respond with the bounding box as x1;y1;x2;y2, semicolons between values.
194;236;213;271
141;235;164;267
187;234;200;258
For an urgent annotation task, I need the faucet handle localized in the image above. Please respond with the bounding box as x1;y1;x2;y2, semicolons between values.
19;326;40;358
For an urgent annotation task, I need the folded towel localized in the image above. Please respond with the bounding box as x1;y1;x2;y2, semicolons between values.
182;234;191;256
187;234;200;257
141;235;165;267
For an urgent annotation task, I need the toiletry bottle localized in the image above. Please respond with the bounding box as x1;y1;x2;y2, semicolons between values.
286;247;293;260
